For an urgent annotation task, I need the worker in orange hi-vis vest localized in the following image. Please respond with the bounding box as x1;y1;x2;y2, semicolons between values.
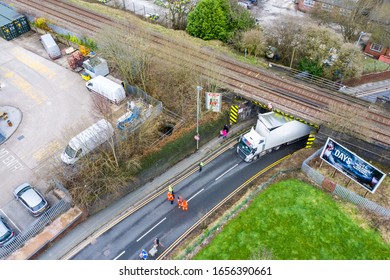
177;196;183;209
167;192;174;205
181;199;188;211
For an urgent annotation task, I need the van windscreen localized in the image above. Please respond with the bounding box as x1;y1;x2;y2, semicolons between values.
64;145;77;158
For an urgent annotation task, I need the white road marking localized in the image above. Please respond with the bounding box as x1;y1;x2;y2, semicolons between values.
136;217;166;242
0;209;21;232
113;250;125;260
188;188;204;202
215;163;238;181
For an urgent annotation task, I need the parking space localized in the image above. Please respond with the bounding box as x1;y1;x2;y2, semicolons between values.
0;31;96;231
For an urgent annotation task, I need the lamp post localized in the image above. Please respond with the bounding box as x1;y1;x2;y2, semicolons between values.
341;31;365;85
196;85;203;150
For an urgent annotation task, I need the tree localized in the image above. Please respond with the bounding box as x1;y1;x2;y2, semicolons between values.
166;0;196;30
240;28;266;57
263;16;305;66
325;43;364;81
94;26;151;92
228;0;256;33
186;0;231;41
310;0;384;42
366;3;390;47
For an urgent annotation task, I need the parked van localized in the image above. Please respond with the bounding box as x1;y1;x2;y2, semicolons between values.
40;34;61;59
61;119;114;165
86;75;126;104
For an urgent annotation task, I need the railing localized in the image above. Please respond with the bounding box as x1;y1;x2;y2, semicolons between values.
269;63;357;94
0;199;72;260
301;148;390;217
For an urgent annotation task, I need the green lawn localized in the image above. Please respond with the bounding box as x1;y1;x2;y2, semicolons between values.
363;56;390;73
194;179;390;260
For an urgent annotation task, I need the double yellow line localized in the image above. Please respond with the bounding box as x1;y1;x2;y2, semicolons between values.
157;154;291;260
61;140;238;259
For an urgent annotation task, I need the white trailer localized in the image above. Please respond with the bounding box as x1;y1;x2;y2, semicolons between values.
86;75;126;104
61;119;114;165
237;112;313;162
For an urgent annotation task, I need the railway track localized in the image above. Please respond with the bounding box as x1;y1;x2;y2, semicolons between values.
9;0;390;146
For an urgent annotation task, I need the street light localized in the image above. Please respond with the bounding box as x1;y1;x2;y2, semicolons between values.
196;85;203;150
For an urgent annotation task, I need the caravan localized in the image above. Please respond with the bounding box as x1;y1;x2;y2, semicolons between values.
61;119;114;165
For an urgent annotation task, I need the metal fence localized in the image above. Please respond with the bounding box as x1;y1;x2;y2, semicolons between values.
302;148;390;217
269;63;357;94
0;199;72;260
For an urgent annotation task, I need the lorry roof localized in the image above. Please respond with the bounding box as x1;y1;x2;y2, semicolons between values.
259;112;291;130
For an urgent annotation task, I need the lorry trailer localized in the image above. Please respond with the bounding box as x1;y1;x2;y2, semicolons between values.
237;112;314;162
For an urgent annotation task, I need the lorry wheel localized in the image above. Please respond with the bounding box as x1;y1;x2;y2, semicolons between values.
273;145;281;151
253;155;259;161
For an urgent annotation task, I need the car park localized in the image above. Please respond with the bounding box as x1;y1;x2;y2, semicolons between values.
13;183;50;217
0;216;15;247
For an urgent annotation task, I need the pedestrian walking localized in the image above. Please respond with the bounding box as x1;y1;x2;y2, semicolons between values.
222;129;227;139
167;191;174;204
181;199;188;211
168;184;174;195
177;196;183;208
223;124;229;134
199;161;204;172
154;237;159;247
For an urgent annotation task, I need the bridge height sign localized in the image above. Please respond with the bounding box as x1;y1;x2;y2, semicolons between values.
320;138;386;193
205;92;221;112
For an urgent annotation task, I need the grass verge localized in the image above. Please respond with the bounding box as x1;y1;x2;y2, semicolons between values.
194;179;390;260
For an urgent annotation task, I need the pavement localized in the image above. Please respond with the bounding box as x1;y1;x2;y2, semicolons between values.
33;117;255;260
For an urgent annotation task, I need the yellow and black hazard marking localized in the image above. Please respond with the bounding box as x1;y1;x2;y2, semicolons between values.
305;134;316;148
229;105;238;124
251;100;268;110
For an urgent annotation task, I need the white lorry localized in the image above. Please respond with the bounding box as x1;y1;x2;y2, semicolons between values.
237;112;313;162
61;119;114;165
86;75;126;104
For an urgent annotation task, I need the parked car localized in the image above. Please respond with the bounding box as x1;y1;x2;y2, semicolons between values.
0;217;15;247
13;183;50;217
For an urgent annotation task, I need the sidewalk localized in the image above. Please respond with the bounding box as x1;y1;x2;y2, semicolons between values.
37;118;254;260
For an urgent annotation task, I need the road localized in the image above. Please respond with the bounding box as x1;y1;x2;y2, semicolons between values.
72;139;307;260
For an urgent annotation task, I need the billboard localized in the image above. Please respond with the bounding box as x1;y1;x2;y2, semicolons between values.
320;138;386;193
205;92;222;112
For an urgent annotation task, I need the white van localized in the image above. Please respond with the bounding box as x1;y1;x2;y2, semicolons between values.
61;119;114;165
40;34;61;59
86;75;126;104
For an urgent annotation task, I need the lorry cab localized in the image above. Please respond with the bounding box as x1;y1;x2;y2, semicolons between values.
237;128;265;162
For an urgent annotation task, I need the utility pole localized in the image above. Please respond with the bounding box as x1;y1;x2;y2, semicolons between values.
196;86;203;150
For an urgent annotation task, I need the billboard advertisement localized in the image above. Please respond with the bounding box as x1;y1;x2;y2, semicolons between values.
320;138;386;193
205;92;222;112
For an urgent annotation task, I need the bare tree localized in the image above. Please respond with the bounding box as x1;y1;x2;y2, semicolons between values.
367;3;390;47
94;25;151;91
310;0;384;42
240;28;266;58
263;16;305;66
166;0;196;30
